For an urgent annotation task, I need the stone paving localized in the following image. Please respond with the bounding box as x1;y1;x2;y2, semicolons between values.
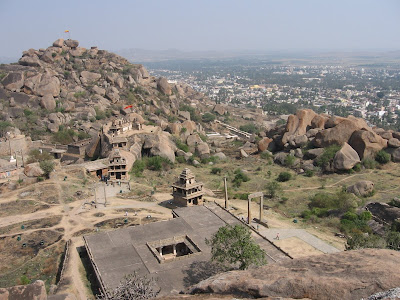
256;227;340;254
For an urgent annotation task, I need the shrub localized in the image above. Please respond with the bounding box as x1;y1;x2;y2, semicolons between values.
146;156;172;171
309;190;357;214
39;160;55;178
260;151;272;160
362;158;378;169
239;123;258;134
305;169;314;177
202;112;216;123
74;91;86;99
0;121;14;137
176;156;185;164
52;128;76;144
375;150;390;164
27;149;53;163
353;163;362;172
266;181;280;198
234;193;250;200
284;155;296;167
316;144;341;168
130;160;146;177
232;169;250;187
276;172;291;182
19;275;31;285
77;131;91;140
211;167;222;175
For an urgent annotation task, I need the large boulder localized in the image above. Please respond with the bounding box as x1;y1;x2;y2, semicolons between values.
187;133;203;148
333;143;360;171
24;163;44;177
40;94;56;110
388;147;400;162
274;152;288;165
64;39;79;48
257;137;273;152
314;117;370;148
168;122;182;135
181;120;197;134
348;129;387;159
18;56;41;67
388;138;400;148
196;142;210;158
2;72;24;91
282;109;317;144
347;180;374;197
305;148;324;159
190;249;400;300
311;114;328;129
141;131;176;163
34;74;60;97
52;38;64;47
157;77;172;95
80;71;101;82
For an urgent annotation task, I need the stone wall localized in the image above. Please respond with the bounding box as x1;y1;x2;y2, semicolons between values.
0;136;32;156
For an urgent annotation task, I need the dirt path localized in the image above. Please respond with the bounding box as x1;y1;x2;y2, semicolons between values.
283;173;362;192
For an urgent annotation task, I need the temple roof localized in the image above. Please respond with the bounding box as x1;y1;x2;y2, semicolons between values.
179;168;195;180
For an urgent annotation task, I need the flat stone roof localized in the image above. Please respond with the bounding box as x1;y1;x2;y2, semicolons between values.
84;203;290;296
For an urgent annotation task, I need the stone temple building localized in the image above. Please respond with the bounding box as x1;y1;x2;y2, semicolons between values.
172;168;204;206
83;204;290;296
108;149;129;181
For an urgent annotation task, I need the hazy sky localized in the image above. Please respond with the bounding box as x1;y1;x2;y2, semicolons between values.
1;0;400;57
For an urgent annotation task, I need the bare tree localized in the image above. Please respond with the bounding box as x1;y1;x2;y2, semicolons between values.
96;272;160;300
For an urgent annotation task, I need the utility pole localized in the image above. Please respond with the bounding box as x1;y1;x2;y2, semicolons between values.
248;197;251;225
14;151;17;167
94;186;97;207
104;183;107;207
259;195;263;222
21;150;25;167
224;177;228;209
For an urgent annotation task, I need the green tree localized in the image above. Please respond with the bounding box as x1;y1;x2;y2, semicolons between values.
206;224;266;270
276;171;291;182
39;160;55;178
266;181;281;198
202;112;216;123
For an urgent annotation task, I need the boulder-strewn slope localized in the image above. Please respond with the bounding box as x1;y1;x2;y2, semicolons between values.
0;38;206;141
190;249;400;300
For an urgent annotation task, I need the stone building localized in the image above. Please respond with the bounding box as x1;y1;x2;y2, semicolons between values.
108;149;129;181
172;168;204;206
109;117;133;136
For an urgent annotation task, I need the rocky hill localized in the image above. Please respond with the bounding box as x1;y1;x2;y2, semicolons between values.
188;248;400;300
0;38;208;145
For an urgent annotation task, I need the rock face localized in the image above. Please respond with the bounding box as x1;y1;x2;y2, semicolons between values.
282;109;316;144
0;280;47;300
40;94;56;110
190;249;400;300
64;39;79;48
141;131;177;163
2;72;24;91
347;180;374;197
349;129;387;159
333;143;360;171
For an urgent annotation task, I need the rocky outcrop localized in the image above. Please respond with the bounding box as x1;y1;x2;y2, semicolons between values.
282;109;316;144
314;118;368;148
190;249;400;300
2;72;25;91
348;129;387;159
347;180;374;197
0;280;47;300
333;143;360;171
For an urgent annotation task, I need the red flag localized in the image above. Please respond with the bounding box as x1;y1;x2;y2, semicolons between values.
124;105;133;110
